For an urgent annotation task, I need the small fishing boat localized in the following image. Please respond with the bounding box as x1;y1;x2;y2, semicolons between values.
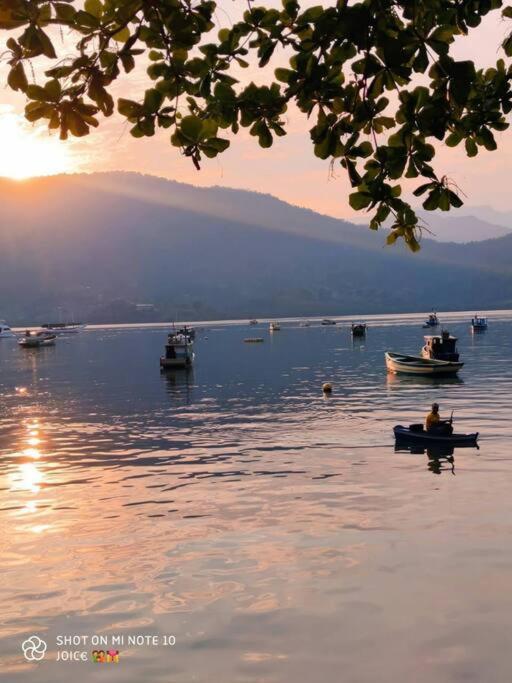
0;321;15;339
244;337;264;343
249;319;259;325
41;322;86;334
19;330;57;348
422;330;460;362
321;319;337;326
394;425;478;446
385;351;463;375
423;312;439;328
160;331;194;369
175;326;195;341
471;315;488;331
351;322;367;337
269;321;281;331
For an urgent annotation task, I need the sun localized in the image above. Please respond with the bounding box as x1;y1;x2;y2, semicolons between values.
0;111;75;180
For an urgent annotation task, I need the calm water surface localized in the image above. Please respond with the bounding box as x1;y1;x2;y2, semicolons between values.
1;312;512;682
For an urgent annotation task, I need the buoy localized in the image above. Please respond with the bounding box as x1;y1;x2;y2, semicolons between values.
322;382;332;393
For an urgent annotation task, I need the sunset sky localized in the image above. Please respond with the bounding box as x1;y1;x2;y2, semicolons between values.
0;4;511;220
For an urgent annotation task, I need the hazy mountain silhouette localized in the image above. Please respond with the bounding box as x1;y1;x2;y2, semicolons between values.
1;171;512;323
416;211;512;243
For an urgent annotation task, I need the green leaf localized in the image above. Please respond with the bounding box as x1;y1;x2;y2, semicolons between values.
180;115;204;142
112;26;130;43
349;191;372;210
84;0;102;18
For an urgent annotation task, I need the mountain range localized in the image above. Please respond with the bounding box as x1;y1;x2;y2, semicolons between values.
0;171;512;324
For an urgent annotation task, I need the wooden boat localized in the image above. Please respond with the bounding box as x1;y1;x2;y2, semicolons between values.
269;322;281;331
423;312;439;328
244;337;264;343
471;315;488;331
394;425;478;446
160;331;194;369
351;322;367;337
422;330;460;362
385;351;463;375
19;331;56;348
321;319;337;326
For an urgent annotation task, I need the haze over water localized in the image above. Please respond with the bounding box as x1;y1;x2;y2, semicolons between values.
1;311;512;682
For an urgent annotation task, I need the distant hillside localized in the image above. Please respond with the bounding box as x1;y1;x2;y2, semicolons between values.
416;212;512;243
1;172;512;324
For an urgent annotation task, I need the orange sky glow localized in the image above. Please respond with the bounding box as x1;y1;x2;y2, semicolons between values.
0;4;511;220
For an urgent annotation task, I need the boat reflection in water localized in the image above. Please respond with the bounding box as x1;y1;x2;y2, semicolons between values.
395;441;479;475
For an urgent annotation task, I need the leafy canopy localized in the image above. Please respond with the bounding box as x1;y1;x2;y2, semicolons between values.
2;0;512;249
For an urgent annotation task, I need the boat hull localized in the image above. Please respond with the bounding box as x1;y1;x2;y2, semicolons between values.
394;425;478;446
19;338;56;348
160;357;193;368
385;352;463;375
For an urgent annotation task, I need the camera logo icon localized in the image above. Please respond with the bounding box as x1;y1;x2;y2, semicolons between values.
22;635;47;662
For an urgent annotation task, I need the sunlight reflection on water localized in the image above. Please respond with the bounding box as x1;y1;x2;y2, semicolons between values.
1;313;512;682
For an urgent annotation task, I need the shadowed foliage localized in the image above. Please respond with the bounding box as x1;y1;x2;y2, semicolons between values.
1;0;512;247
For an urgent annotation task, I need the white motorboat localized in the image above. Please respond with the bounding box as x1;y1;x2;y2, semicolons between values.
160;331;194;369
471;315;488;331
385;351;463;376
269;322;281;331
41;322;86;334
0;321;15;339
19;330;57;348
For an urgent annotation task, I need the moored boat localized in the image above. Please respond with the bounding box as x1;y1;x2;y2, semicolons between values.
249;319;258;325
160;331;194;369
422;330;460;362
385;351;463;375
321;319;337;326
471;315;488;331
269;321;281;331
394;424;478;446
423;312;439;328
351;322;367;337
19;330;57;348
41;322;86;334
0;321;15;339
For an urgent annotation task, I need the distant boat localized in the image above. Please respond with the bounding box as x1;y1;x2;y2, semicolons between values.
160;331;194;369
351;322;367;337
19;330;56;348
175;326;195;341
385;351;463;376
0;321;15;339
244;337;264;343
423;312;439;328
422;330;460;362
41;322;85;335
321;319;337;326
249;319;258;325
300;321;311;327
269;322;281;331
471;315;488;331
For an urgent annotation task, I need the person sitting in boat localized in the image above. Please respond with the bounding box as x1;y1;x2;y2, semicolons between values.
426;403;452;435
